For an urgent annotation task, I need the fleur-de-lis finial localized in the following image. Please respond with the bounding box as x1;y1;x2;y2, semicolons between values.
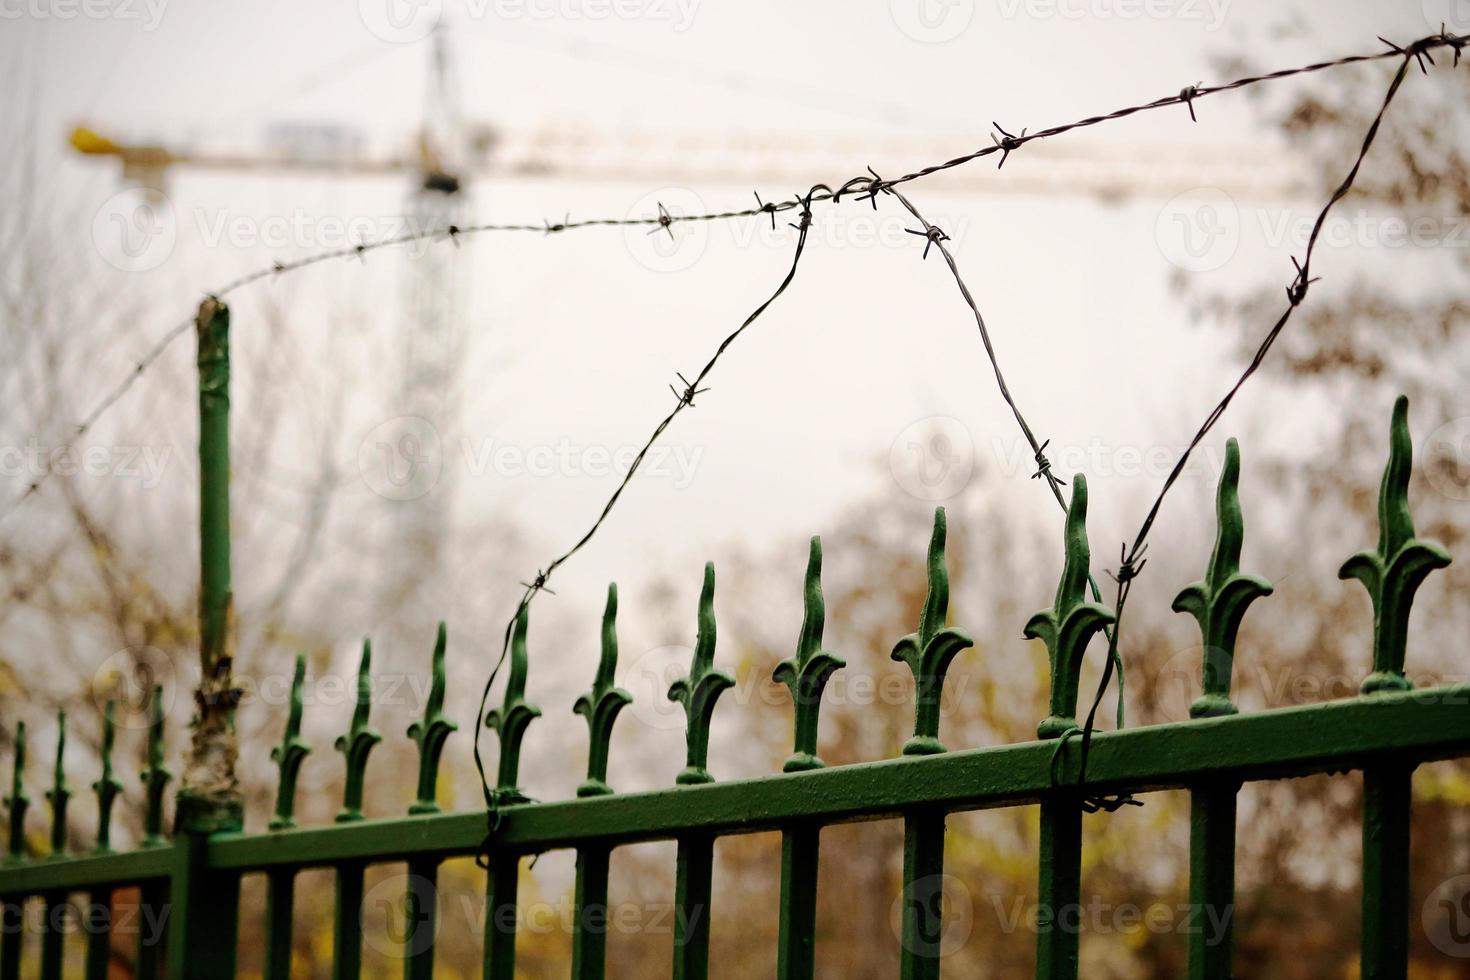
93;701;124;852
269;654;312;829
891;509;974;756
334;641;381;823
139;686;170;846
408;623;458;814
485;608;541;805
1339;395;1452;693
574;585;633;797
668;562;735;785
774;538;846;771
1026;476;1117;739
1172;438;1273;717
46;712;70;858
5;721;28;864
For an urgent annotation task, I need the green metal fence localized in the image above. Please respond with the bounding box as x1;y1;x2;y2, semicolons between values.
1;300;1467;980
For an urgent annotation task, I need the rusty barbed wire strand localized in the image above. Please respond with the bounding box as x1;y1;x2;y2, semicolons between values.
1066;37;1445;804
472;193;817;861
4;30;1463;528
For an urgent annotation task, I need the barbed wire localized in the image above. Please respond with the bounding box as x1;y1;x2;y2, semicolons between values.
5;30;1464;529
1065;35;1452;802
882;184;1131;781
472;191;817;861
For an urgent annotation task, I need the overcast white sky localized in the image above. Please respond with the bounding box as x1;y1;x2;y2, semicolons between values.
1;0;1463;664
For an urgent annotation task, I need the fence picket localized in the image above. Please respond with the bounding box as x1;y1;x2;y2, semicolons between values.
667;564;732;980
570;585;633;979
1340;397;1449;980
1028;478;1114;980
774;540;844;980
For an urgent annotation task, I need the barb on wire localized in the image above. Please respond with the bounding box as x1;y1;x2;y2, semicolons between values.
5;31;1463;531
471;190;817;864
1069;40;1429;799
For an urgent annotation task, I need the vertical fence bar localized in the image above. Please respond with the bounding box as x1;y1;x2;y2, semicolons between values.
264;869;296;980
773;540;844;980
1036;796;1082;980
405;624;456;980
265;653;311;980
87;702;123;980
333;642;382;980
2;721;29;980
776;825;820;980
483;609;541;980
672;834;714;980
40;713;70;980
890;511;972;980
0;898;18;980
484;852;520;980
667;564;733;980
1172;438;1270;979
137;690;171;980
1337;398;1450;980
1361;763;1413;979
571;844;613;980
1187;784;1237;979
1026;479;1115;980
571;587;632;980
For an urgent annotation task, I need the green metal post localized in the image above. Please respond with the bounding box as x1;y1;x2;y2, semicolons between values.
87;703;122;980
169;297;244;980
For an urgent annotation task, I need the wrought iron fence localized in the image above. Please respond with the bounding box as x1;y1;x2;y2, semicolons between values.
0;300;1467;980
